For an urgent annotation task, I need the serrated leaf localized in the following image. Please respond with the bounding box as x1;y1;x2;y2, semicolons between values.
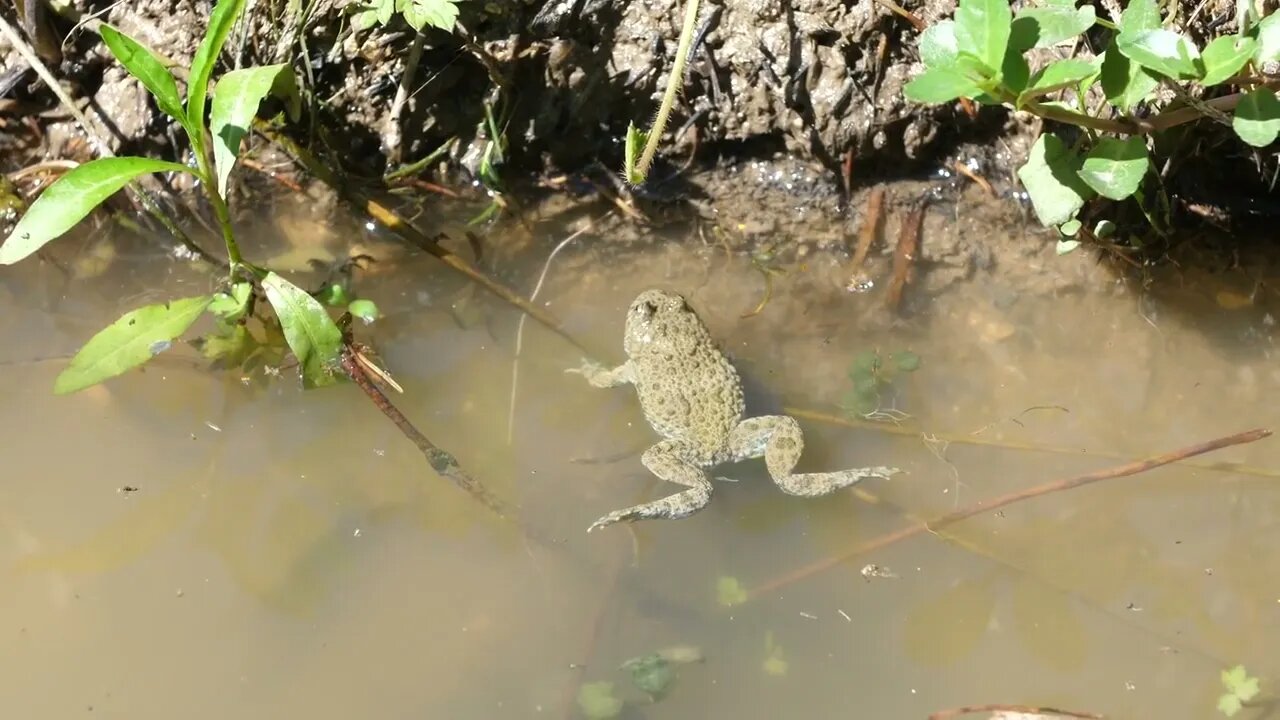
1016;132;1094;226
1233;89;1280;147
1079;137;1149;200
187;0;248;129
954;0;1012;73
98;25;188;127
210;64;298;196
1;157;191;265
401;0;459;32
904;67;984;103
1201;35;1256;86
1010;2;1096;51
54;296;212;394
919;20;960;68
1255;12;1280;65
1101;39;1160;111
1117;28;1202;79
1019;57;1101;104
261;272;344;389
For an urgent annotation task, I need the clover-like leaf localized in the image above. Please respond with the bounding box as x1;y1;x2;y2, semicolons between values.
1016;132;1095;226
261;272;344;389
1201;35;1256;86
954;0;1012;74
1117;28;1202;79
1233;89;1280;148
904;67;984;103
1079;137;1149;201
1010;1;1096;51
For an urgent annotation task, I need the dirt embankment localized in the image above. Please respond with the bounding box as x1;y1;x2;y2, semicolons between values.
0;0;1275;237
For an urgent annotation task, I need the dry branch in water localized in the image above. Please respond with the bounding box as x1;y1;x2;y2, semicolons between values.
929;703;1105;720
748;427;1271;600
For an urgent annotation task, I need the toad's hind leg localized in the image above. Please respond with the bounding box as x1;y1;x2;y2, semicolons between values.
587;439;713;532
727;415;899;497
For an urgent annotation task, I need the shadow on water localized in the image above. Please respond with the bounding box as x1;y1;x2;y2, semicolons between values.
3;189;1280;720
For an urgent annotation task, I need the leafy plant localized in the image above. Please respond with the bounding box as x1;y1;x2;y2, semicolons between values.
622;0;701;185
904;0;1280;238
350;0;460;33
1218;664;1261;717
841;349;920;419
0;0;357;393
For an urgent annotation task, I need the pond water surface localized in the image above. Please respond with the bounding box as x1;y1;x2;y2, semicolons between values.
2;199;1279;720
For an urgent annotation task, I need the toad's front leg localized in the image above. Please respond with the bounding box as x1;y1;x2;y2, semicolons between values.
587;439;713;532
727;415;900;496
566;358;636;388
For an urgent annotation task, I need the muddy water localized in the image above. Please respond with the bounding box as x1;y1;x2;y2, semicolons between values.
2;207;1280;720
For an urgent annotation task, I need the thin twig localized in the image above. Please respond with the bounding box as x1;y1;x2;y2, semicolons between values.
884;201;923;313
382;31;424;166
508;217;601;443
747;428;1271;600
929;703;1105;720
846;186;884;288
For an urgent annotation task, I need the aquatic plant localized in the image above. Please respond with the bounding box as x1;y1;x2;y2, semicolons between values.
904;0;1280;244
0;0;366;393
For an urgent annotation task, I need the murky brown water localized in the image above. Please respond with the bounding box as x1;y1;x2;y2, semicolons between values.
3;201;1280;720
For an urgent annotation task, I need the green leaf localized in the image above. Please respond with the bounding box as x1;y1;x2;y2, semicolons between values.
210;64;298;196
1059;218;1082;236
904;67;983;103
401;0;460;32
1019;57;1101;104
187;0;248;128
716;576;747;607
261;272;344;388
1010;2;1096;51
352;8;379;30
891;350;921;372
1117;29;1202;79
1;157;191;265
1079;137;1149;200
954;0;1012;73
1120;0;1161;35
348;298;380;323
208;281;252;321
1255;12;1280;66
98;25;187;126
195;324;258;368
1093;219;1116;238
54;296;212;394
621;654;676;699
1056;238;1081;254
1233;89;1280;147
919;20;960;68
576;682;623;719
623;121;648;185
376;0;394;25
762;631;788;676
1101;41;1160;111
1218;693;1243;717
1201;35;1256;86
1016;132;1094;226
849;350;881;375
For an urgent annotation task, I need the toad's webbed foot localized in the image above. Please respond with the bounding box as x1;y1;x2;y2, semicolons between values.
727;415;901;496
588;439;712;532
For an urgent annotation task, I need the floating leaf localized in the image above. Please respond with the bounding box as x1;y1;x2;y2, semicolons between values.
716;576;747;607
98;24;188;127
54;295;213;394
1201;35;1256;86
576;682;623;719
194;324;258;368
1079;137;1149;200
656;645;704;664
1;157;191;265
1233;89;1280;148
1218;693;1243;717
762;631;788;676
891;350;921;372
954;0;1012;74
621;654;676;699
261;272;344;389
1016;132;1094;226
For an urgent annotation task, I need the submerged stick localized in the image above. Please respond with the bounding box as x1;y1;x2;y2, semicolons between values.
340;342;513;518
884;201;923;313
747;428;1271;600
929;703;1104;720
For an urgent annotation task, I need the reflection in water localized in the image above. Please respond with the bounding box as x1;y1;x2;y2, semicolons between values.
2;208;1280;720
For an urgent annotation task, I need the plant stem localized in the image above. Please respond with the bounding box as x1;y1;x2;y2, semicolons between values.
633;0;700;185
